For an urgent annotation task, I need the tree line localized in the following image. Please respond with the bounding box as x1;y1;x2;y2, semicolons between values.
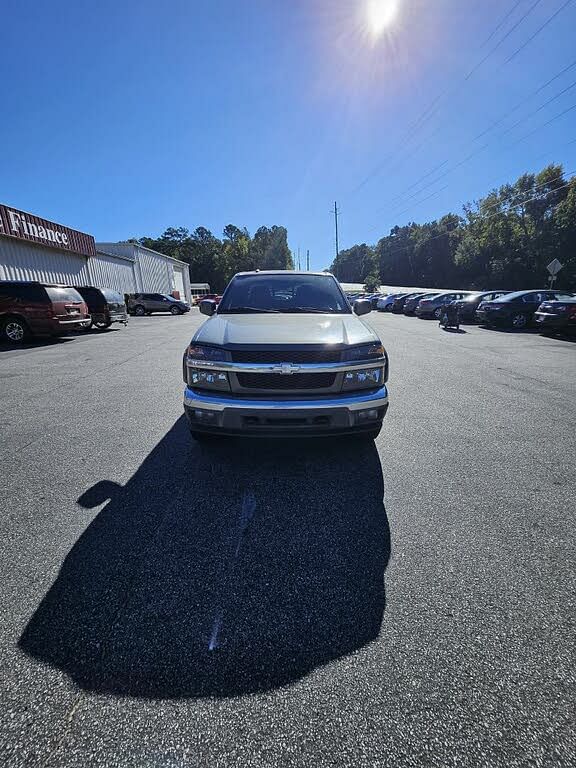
331;165;576;291
133;225;293;292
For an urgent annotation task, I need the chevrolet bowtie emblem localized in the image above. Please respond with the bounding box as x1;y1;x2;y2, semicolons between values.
273;363;301;375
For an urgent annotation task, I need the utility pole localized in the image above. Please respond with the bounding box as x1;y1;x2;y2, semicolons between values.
306;249;310;271
334;201;340;263
297;247;301;270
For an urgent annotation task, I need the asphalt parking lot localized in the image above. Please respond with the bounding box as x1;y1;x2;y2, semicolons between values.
1;311;575;768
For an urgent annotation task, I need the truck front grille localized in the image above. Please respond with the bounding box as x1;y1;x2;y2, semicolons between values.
231;348;342;364
236;372;336;390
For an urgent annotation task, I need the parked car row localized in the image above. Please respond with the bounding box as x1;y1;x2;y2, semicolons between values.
375;287;576;332
0;281;191;344
345;292;382;309
476;290;576;331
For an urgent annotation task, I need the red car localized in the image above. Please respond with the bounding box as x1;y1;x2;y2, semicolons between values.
194;293;222;306
0;281;90;343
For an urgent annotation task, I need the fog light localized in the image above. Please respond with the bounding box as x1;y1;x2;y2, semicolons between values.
192;409;216;423
356;408;380;423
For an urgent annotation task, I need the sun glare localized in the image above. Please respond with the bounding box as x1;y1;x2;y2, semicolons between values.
366;0;399;38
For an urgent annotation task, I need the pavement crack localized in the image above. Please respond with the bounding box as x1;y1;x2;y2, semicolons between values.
39;694;83;767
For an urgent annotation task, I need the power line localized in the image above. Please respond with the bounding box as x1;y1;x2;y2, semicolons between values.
333;202;340;263
500;77;576;136
478;0;527;49
370;165;573;237
361;138;576;243
371;175;576;257
370;69;576;220
468;166;575;216
504;0;574;64
366;186;450;235
464;0;544;81
473;57;576;141
350;0;547;196
510;102;576;146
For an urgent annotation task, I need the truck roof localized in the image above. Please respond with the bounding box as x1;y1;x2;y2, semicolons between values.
233;270;334;277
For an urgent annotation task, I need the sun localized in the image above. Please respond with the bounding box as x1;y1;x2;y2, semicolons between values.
365;0;399;38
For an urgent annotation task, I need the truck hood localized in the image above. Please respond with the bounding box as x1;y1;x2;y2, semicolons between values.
193;313;379;347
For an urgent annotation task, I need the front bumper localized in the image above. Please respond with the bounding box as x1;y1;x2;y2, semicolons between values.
92;312;129;325
183;385;389;436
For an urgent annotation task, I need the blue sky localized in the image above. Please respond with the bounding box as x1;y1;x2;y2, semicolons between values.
2;0;575;271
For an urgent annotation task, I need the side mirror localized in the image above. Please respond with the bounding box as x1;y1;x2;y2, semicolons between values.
353;299;372;316
199;299;217;316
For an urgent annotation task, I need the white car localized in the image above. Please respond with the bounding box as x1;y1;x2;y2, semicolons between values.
377;293;405;312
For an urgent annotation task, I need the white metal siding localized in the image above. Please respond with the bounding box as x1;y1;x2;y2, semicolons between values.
0;237;90;283
135;247;171;294
94;242;190;296
89;253;137;294
181;267;191;302
173;267;185;298
94;243;137;260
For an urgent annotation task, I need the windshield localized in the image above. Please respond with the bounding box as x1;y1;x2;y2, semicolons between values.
101;288;124;303
218;274;350;314
45;287;84;303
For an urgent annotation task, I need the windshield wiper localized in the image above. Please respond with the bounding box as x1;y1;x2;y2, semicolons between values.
283;307;334;313
220;306;281;313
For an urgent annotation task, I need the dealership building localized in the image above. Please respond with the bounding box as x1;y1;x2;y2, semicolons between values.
0;203;191;301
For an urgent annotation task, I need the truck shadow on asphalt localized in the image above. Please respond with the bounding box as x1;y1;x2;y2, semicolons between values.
19;416;390;699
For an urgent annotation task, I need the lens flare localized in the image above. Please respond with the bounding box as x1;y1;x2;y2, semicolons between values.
366;0;399;38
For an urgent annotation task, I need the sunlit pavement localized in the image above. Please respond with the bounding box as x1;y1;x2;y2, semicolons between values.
1;311;574;767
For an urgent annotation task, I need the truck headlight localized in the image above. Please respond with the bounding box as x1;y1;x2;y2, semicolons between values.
342;343;385;361
341;367;383;391
189;369;230;391
186;344;232;362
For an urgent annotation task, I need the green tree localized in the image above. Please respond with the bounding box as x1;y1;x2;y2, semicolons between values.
334;164;576;292
332;244;376;283
250;226;293;271
364;272;381;292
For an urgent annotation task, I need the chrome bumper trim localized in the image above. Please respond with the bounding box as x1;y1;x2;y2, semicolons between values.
185;359;385;374
184;385;388;412
57;318;91;326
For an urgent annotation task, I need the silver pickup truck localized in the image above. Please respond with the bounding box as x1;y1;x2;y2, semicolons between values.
182;271;389;440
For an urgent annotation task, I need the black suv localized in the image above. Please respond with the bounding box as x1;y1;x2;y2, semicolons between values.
73;286;128;330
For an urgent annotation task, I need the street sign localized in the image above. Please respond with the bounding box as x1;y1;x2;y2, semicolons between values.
547;258;563;276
